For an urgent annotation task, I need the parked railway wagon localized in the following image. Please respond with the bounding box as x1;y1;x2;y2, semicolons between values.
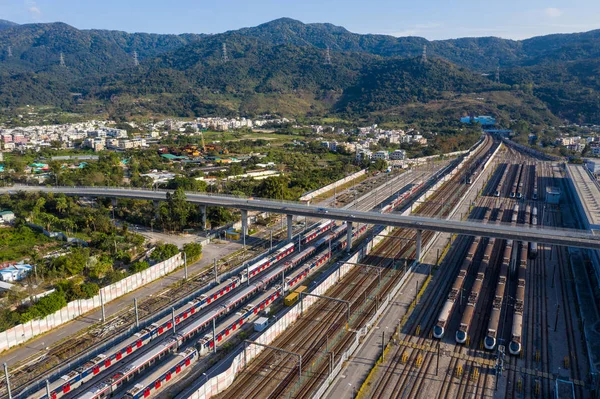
509;245;528;355
433;237;481;339
301;220;334;244
34;223;346;399
456;211;494;344
124;348;198;399
485;240;513;350
31;241;303;399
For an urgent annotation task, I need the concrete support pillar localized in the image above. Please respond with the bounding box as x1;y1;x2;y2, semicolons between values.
153;200;160;220
111;198;117;220
416;229;422;262
346;221;353;253
199;205;207;230
287;215;293;241
241;209;248;237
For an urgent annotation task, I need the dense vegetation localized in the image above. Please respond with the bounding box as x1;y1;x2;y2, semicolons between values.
1;19;600;123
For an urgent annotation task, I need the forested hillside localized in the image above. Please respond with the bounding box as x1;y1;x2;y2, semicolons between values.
0;18;599;123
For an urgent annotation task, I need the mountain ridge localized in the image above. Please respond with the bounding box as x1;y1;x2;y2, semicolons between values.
0;18;599;123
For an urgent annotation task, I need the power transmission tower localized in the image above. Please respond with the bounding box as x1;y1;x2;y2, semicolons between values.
325;45;332;65
222;43;229;62
495;66;500;83
7;46;12;58
59;52;66;67
133;50;139;67
422;45;427;63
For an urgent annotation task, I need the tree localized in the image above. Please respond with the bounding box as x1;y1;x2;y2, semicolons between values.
183;242;202;263
55;196;68;215
208;207;235;228
39;212;59;232
87;255;114;280
150;243;179;262
166;187;190;231
129;261;150;273
256;176;291;200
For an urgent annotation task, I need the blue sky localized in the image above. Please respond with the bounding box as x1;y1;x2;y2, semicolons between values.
1;0;599;40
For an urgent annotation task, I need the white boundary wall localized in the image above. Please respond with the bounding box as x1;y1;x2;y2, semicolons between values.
186;138;493;399
0;253;183;352
300;170;367;203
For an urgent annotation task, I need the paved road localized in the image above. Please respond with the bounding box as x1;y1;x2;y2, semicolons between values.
3;184;598;249
0;239;246;366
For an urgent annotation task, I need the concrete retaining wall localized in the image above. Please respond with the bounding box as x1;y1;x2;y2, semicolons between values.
0;253;183;352
300;170;367;203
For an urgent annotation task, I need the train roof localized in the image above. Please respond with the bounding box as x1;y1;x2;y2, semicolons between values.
127;349;196;394
177;308;222;338
120;338;176;375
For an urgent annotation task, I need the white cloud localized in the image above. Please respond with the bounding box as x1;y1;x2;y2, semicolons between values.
26;0;41;19
544;7;563;18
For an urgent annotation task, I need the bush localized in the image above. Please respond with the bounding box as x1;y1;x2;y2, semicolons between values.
150;243;179;262
81;282;99;299
183;243;202;263
19;291;68;323
129;261;150;274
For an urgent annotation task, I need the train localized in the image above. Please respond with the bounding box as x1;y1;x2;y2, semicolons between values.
509;244;528;355
484;239;513;350
380;181;424;214
510;165;522;198
528;206;538;259
51;222;369;399
456;208;494;344
29;228;323;399
433;237;481;339
301;220;335;245
123;348;198;399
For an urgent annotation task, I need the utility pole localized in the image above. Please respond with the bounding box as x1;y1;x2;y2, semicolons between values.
100;290;105;323
133;50;139;67
184;252;188;280
134;298;139;329
172;307;176;334
212;318;217;353
59;52;66;67
7;46;12;58
214;258;218;284
3;363;11;399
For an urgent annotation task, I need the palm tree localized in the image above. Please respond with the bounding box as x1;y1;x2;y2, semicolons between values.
56;197;68;215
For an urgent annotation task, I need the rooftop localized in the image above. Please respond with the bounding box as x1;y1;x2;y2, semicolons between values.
567;164;600;231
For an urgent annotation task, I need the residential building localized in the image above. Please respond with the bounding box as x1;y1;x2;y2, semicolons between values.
0;210;15;224
390;149;407;160
373;151;389;161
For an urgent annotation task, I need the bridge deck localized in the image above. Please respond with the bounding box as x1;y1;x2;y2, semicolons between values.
3;185;600;250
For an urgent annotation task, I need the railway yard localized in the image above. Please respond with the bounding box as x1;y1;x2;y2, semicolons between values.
1;152;445;399
3;134;600;399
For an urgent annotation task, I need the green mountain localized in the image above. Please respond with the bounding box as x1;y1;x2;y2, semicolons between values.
0;22;203;77
0;18;599;123
231;18;600;71
0;20;18;30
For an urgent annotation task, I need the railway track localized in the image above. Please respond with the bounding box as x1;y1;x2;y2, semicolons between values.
215;136;496;399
